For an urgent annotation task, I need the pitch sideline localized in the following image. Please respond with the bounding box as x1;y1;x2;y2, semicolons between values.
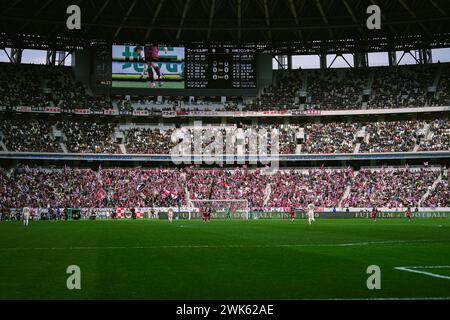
0;239;440;251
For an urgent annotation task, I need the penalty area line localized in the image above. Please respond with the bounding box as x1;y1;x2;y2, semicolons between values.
394;266;450;280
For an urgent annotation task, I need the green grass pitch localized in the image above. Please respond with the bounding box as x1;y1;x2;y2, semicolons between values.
0;219;449;300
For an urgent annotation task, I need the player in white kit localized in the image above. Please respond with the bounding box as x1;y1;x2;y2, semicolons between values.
307;202;315;225
23;207;30;227
168;208;174;223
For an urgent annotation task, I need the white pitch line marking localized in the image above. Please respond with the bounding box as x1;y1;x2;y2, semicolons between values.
0;239;436;251
321;297;450;300
395;266;450;280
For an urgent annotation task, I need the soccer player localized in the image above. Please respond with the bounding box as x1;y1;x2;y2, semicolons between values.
405;207;413;221
168;208;174;223
371;207;378;221
207;207;212;222
134;46;166;88
225;207;231;219
289;205;296;222
202;206;208;223
307;202;315;225
22;207;30;227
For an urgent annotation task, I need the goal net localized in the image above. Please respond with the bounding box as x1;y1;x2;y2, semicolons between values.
188;199;250;220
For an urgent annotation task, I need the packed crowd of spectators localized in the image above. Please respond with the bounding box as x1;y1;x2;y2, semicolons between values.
267;168;354;208
343;167;441;208
44;68;113;112
367;65;435;109
427;64;450;107
0;119;448;154
360;121;423;153
305;69;366;110
419;119;450;151
0;63;112;112
243;70;303;111
0;166;102;209
1;166;447;210
2;62;450;112
0;119;60;152
56;121;119;153
125;128;175;154
302;122;359;154
422;174;449;207
2;62;450;113
0;63;49;109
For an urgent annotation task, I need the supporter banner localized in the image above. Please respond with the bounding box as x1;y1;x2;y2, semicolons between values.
171;110;294;117
261;110;291;116
43;107;61;114
3;106;449;118
291;109;322;116
74;108;91;115
304;110;321;116
16;106;32;113
162;111;177;118
132;110;149;116
103;109;119;116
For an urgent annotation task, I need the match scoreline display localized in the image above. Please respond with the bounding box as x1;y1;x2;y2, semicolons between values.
111;45;257;90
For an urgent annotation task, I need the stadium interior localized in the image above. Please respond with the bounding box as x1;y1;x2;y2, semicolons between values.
0;0;449;301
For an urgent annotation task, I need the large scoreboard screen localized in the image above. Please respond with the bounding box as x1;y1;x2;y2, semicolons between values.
111;45;257;90
186;47;256;89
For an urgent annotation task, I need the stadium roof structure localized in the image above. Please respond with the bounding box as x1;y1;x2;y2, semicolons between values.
1;0;450;54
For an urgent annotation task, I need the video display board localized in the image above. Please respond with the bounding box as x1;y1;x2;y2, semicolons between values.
111;45;256;90
185;47;256;89
112;45;185;89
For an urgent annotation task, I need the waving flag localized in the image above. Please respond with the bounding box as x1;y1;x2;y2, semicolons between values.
136;209;144;219
116;207;125;219
137;183;145;193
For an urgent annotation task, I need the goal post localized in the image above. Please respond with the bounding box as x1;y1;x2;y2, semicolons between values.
188;199;250;220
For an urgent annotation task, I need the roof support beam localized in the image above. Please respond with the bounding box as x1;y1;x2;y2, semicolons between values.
207;0;216;41
287;0;304;41
176;0;191;42
399;0;432;38
314;0;334;40
144;0;165;42
2;0;23;15
263;0;272;43
237;0;242;42
84;0;111;36
342;0;365;37
428;0;446;16
113;0;137;40
18;0;55;33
